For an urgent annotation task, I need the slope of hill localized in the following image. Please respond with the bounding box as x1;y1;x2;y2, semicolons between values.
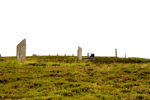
0;56;150;99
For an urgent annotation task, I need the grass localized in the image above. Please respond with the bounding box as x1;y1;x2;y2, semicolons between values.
0;56;150;99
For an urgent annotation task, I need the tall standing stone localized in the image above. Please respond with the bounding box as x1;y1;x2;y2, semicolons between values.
115;49;117;57
17;39;26;62
77;46;82;60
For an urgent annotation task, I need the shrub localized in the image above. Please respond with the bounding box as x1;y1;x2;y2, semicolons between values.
52;63;60;66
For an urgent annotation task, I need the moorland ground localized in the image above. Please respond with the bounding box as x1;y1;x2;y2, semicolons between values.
0;56;150;100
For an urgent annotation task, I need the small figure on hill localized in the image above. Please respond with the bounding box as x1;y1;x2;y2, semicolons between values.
90;53;95;59
87;52;90;59
90;53;93;59
90;53;92;59
0;54;1;57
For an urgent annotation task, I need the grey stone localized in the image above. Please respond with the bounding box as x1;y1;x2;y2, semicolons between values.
115;49;117;57
17;39;26;62
77;46;82;60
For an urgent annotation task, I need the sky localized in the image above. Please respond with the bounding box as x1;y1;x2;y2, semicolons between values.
0;0;150;58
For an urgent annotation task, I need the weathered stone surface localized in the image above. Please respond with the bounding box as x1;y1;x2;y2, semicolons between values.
32;54;37;56
17;39;26;62
115;49;117;57
77;46;82;60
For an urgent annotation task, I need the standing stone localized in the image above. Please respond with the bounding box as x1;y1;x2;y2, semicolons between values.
32;54;37;56
77;46;82;60
125;53;126;58
115;49;117;57
0;54;1;57
17;39;26;62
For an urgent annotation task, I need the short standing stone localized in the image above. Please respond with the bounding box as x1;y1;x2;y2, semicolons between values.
16;39;26;62
32;54;37;56
77;46;82;60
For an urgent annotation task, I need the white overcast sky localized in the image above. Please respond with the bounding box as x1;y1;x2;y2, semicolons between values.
0;0;150;58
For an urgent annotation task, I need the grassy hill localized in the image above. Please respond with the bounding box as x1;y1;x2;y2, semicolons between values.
0;56;150;99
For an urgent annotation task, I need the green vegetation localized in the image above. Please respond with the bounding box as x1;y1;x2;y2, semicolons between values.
1;56;150;99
